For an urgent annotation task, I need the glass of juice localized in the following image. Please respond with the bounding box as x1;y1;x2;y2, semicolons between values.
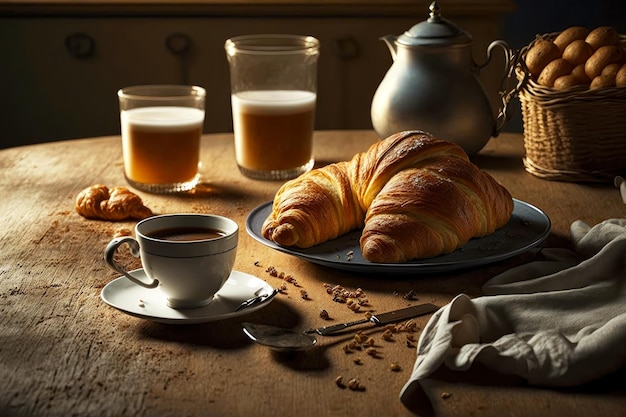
225;35;320;180
118;85;206;193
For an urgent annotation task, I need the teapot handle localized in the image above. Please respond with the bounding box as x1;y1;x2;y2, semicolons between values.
477;40;529;137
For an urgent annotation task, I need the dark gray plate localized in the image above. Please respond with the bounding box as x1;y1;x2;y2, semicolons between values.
246;199;551;274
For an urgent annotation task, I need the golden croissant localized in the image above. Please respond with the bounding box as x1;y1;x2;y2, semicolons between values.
75;184;153;221
262;131;513;263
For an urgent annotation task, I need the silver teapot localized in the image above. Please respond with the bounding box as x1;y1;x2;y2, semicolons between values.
371;1;523;155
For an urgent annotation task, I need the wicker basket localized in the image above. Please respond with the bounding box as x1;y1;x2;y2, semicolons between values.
516;33;626;183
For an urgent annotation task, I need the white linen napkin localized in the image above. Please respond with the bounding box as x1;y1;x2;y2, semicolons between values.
400;218;626;410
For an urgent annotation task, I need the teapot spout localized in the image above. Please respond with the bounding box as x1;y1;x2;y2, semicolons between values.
380;35;398;60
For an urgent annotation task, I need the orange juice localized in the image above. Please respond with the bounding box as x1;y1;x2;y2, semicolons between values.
231;90;315;172
121;106;204;184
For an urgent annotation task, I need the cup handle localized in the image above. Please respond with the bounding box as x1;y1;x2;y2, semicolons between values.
104;237;159;288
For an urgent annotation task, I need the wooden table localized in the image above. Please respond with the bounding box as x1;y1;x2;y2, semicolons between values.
1;131;624;417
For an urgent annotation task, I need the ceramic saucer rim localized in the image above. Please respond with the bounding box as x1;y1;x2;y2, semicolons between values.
101;269;275;324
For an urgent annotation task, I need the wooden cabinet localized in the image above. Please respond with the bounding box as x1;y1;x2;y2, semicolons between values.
0;1;514;148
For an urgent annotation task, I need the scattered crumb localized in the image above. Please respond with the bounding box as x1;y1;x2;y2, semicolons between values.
354;331;368;344
113;227;133;238
441;392;452;400
397;319;419;333
322;283;369;312
382;329;394;341
320;309;330;320
403;290;418;301
266;266;299;286
348;378;366;391
365;347;379;358
390;363;401;372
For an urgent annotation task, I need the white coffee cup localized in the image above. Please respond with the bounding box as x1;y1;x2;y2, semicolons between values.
105;214;238;309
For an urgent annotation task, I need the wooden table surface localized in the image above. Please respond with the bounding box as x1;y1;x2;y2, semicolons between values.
1;130;625;417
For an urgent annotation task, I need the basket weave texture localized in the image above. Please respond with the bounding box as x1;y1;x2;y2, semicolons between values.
516;33;626;183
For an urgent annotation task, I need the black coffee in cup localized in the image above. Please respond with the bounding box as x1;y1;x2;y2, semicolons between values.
148;227;226;241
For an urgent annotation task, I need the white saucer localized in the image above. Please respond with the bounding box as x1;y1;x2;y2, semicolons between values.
101;269;275;324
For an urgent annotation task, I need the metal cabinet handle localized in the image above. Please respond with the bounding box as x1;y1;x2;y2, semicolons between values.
65;32;95;59
334;36;360;60
166;33;191;55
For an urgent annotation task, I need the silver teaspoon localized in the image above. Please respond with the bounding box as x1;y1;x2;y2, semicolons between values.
242;303;438;351
235;288;279;311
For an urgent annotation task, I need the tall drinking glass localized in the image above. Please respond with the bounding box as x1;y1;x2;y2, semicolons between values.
118;85;206;193
225;35;320;180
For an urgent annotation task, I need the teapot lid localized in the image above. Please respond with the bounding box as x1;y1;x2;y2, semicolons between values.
398;1;472;47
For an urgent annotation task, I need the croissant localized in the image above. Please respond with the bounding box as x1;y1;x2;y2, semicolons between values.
262;131;513;263
75;184;153;221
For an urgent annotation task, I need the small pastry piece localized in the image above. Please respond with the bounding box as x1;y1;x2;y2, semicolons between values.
585;26;620;50
616;63;626;87
525;39;561;78
553;26;590;53
562;40;594;66
538;59;573;87
75;184;153;221
585;45;624;80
